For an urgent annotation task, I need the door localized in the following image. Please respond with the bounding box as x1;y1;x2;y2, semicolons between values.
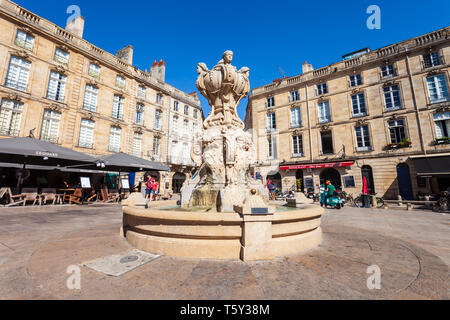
396;164;413;200
361;166;375;195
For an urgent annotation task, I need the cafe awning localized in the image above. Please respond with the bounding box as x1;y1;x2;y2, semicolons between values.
83;152;170;173
0;137;98;167
411;154;450;176
280;161;354;171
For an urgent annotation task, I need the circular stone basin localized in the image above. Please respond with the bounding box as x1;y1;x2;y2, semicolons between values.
122;201;323;261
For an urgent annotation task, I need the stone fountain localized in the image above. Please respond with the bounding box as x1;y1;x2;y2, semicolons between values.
122;51;323;261
181;50;266;212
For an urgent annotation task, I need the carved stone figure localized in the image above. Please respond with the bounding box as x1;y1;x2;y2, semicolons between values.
182;51;262;212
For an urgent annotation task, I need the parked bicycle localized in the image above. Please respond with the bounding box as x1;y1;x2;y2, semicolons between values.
341;191;384;208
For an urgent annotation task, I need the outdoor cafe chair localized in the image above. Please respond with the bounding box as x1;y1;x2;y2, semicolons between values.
0;187;26;207
41;188;63;205
22;188;40;206
100;188;120;203
63;188;83;205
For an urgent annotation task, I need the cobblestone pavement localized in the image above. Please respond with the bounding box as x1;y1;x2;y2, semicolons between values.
0;203;448;300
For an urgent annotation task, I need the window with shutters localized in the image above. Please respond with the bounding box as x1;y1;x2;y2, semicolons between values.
268;135;277;160
423;52;442;69
0;99;23;136
317;83;328;95
291;107;301;128
351;93;367;117
137;85;146;99
290;90;300;102
40;109;61;144
155;110;162;130
88;63;100;78
5;56;31;92
116;75;125;88
54;48;69;65
153;136;161;159
292;135;303;157
355;125;371;151
46;71;66;102
383;85;402;111
136;104;144;125
381;64;396;78
350;74;363;87
388;120;407;144
267;113;276;132
15;30;34;51
112;95;124;120
183;119;189;135
427;74;449;104
433;112;450;139
156;93;163;105
132;133;142;157
172;116;179;134
318;101;331;123
78;119;94;148
83;85;98;112
321;130;333;155
108;126;121;152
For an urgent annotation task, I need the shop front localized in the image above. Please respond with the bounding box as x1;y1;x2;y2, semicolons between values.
412;154;450;195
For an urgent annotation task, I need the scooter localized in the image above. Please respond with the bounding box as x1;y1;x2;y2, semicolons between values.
320;189;345;209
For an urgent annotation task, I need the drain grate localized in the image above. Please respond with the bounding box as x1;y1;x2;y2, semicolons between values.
120;255;139;264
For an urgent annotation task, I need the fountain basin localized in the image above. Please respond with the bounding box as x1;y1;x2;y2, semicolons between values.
122;201;323;261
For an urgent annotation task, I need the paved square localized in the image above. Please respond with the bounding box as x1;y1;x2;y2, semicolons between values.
0;203;448;300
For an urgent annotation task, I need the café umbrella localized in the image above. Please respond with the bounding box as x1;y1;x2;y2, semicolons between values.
91;152;170;173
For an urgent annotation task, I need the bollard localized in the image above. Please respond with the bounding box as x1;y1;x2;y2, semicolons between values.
397;195;403;207
371;195;377;208
406;203;412;211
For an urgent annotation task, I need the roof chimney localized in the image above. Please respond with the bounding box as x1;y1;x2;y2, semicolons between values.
116;45;134;65
302;61;314;74
65;15;85;38
151;59;166;82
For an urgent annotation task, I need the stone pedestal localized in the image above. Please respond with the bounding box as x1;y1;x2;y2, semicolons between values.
241;214;274;261
287;192;314;207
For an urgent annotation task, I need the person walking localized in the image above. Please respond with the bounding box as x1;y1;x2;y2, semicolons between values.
151;179;159;201
268;182;276;200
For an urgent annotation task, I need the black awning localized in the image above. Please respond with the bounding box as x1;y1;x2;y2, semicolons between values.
413;156;450;176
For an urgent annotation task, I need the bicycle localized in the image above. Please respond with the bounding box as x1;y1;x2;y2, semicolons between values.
343;192;384;208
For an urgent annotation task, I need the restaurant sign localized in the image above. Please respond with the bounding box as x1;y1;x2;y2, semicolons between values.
280;161;354;171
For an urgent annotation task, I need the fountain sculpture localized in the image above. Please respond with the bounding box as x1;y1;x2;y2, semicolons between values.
122;51;323;261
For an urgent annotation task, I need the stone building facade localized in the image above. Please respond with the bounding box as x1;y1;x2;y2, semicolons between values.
245;26;450;200
0;0;203;193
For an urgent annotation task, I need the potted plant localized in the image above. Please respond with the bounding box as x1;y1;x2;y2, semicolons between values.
435;137;450;145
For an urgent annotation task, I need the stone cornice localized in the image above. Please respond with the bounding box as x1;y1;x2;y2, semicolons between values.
251;26;450;98
0;0;201;108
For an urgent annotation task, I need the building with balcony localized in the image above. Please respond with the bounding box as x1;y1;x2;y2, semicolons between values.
245;26;450;200
0;0;203;193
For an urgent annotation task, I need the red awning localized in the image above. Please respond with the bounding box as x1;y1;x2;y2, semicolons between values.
280;161;354;170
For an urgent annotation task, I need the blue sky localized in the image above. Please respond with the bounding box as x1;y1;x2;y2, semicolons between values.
14;0;450;119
